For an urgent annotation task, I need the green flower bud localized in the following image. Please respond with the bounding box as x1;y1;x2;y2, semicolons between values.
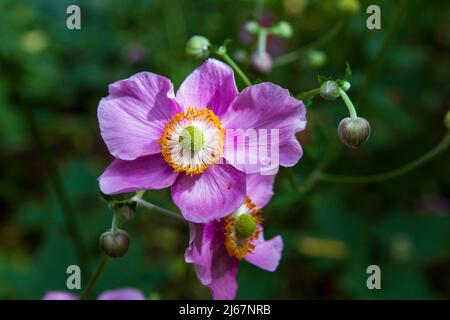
250;52;273;75
245;21;260;35
235;214;257;239
179;125;204;152
338;0;360;15
271;21;293;38
186;35;210;59
338;117;371;149
341;81;351;91
306;49;327;68
100;229;130;258
445;110;450;130
320;81;340;100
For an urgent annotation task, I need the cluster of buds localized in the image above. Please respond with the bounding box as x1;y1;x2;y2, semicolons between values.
99;192;137;258
318;71;371;149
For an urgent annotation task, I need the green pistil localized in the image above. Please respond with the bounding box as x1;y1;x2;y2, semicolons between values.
179;126;204;152
235;214;256;239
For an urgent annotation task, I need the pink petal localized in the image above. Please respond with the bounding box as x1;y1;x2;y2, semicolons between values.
185;222;239;300
171;164;246;223
42;292;79;300
244;227;283;271
176;59;238;117
99;154;178;194
222;83;306;173
97;288;145;300
98;72;180;160
246;173;276;208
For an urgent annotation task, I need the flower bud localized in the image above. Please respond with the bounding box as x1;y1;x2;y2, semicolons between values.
320;81;340;100
271;21;293;38
338;0;360;15
341;81;351;91
250;52;273;75
245;21;260;35
235;214;257;239
185;35;210;59
100;229;130;258
305;49;327;68
338;117;371;149
445;110;450;130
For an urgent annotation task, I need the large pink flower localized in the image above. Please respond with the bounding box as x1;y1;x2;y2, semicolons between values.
185;174;282;300
98;58;306;223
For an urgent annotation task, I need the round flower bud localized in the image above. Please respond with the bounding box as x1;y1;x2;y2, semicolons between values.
338;117;371;149
271;21;293;38
100;229;130;258
320;81;340;100
341;81;351;91
250;52;273;75
338;0;360;15
235;214;257;239
186;35;210;59
245;21;260;35
305;49;327;68
444;110;450;130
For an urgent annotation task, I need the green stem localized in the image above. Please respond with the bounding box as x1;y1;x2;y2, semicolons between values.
257;28;268;56
273;19;345;68
216;51;252;87
356;0;408;107
79;255;108;300
296;88;320;101
132;197;186;223
111;211;118;234
339;89;358;119
319;132;450;184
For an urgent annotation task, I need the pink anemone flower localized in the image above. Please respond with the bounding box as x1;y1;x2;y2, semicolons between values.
98;58;306;223
42;288;145;300
185;173;282;300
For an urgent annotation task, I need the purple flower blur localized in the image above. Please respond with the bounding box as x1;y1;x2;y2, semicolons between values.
185;174;283;300
42;288;145;300
97;58;306;223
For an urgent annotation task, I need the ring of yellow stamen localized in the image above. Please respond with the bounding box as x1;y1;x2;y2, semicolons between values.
159;107;224;176
223;196;263;259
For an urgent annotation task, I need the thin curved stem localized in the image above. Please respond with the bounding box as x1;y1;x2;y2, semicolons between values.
273;19;345;68
339;89;358;119
319;132;450;184
296;88;320;101
215;51;252;87
80;255;108;300
132;197;186;223
356;0;408;107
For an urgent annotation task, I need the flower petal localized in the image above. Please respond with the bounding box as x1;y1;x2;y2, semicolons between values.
246;173;276;208
97;288;145;300
171;164;246;223
176;59;238;116
185;222;239;300
222;83;306;173
42;292;79;300
245;227;283;271
98;72;180;160
99;154;178;194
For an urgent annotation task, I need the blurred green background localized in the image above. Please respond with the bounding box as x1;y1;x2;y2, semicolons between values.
1;0;449;299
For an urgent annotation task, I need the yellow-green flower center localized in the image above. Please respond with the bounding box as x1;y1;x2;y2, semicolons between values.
235;214;257;239
178;125;204;152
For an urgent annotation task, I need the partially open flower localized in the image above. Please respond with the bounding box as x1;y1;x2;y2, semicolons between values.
100;229;130;258
338;117;371;148
185;174;283;300
186;35;210;59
